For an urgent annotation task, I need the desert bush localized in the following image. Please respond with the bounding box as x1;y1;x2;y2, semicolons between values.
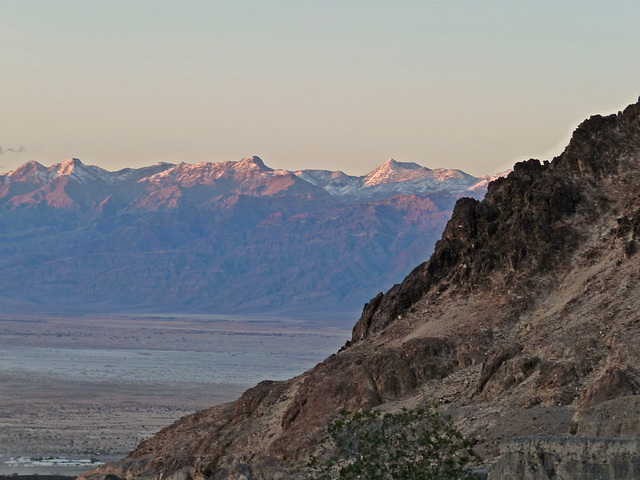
306;405;480;480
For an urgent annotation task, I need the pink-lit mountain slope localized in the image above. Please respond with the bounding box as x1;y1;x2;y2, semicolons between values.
0;156;500;319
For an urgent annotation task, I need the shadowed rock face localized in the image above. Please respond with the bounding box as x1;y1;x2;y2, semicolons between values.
82;98;640;480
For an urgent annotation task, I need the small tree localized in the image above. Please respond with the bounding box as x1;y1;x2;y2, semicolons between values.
306;405;480;480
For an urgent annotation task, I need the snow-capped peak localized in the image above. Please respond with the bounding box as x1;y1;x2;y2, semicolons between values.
52;158;112;184
6;160;48;182
236;156;271;172
57;158;82;176
467;169;512;193
364;159;431;186
385;158;423;170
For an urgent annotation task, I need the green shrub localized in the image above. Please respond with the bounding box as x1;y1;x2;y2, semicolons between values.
306;405;480;480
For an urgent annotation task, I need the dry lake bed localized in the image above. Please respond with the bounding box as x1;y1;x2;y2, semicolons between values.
0;314;350;475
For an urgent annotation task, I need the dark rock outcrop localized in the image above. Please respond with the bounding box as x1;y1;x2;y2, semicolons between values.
475;343;523;395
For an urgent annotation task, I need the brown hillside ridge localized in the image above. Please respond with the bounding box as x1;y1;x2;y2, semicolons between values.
81;97;640;480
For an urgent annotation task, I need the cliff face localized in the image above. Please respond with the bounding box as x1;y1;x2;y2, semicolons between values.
489;437;640;480
83;98;640;480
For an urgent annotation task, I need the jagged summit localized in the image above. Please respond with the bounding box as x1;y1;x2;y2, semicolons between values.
57;157;83;175
364;158;429;186
237;155;271;171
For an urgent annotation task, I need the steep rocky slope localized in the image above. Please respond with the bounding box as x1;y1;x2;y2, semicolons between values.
0;157;488;317
82;98;640;479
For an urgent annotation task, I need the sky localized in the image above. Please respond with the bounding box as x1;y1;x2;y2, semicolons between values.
2;1;640;177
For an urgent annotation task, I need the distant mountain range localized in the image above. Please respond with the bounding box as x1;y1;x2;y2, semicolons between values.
0;156;503;320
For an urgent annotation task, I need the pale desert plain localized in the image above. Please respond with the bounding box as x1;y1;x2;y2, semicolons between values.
0;314;350;476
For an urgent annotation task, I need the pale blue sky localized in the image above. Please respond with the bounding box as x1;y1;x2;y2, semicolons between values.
2;1;639;176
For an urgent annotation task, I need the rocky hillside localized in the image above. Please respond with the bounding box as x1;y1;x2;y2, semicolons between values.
80;97;640;479
0;157;490;318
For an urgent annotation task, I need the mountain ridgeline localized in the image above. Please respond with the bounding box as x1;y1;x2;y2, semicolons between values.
81;98;640;479
0;157;493;318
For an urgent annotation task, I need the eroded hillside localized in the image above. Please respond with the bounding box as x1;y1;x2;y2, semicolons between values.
82;98;640;479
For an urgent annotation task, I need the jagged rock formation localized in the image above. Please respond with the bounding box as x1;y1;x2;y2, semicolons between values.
0;157;491;317
82;98;640;480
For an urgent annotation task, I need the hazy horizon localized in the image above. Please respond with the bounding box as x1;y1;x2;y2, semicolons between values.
2;1;640;177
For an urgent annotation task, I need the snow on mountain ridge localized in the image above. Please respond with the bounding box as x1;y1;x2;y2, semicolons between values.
288;169;359;202
294;160;484;201
6;160;49;183
57;158;82;176
53;158;112;184
364;159;431;186
293;169;357;190
2;156;501;204
3;158;113;185
467;169;513;193
110;163;176;184
144;156;275;187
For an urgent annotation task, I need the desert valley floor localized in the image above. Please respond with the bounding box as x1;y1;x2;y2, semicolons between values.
0;314;350;475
